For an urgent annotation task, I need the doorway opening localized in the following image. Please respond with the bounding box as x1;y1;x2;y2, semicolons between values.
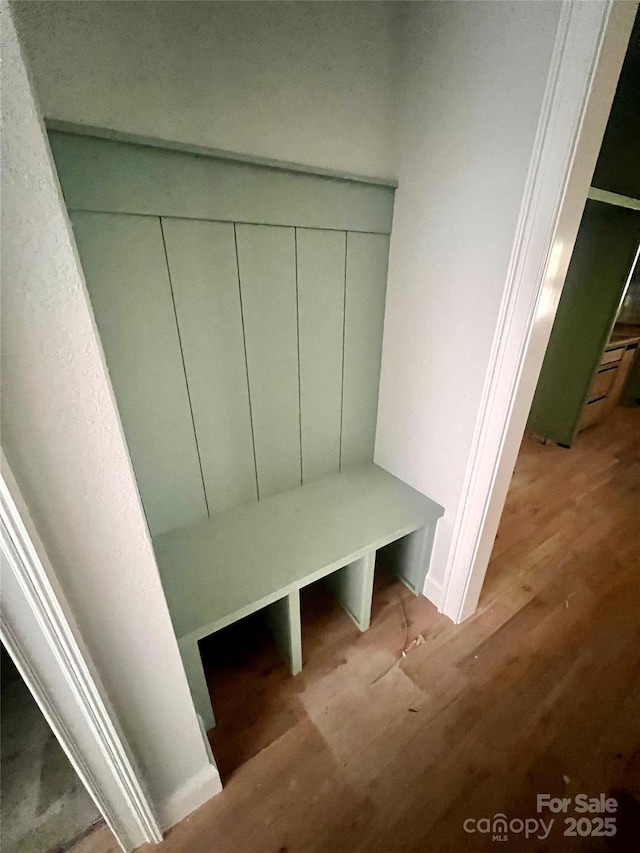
0;643;106;853
523;9;639;449
482;8;639;595
474;9;639;787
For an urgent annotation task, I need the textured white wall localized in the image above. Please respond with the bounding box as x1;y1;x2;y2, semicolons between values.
12;0;399;180
376;1;563;594
0;3;220;826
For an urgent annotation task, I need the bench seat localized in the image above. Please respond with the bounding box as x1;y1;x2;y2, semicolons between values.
153;463;444;729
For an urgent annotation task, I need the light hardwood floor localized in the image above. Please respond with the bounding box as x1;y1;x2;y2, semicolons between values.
74;406;639;853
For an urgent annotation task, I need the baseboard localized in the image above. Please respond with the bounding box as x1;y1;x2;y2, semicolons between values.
158;763;222;830
422;574;443;609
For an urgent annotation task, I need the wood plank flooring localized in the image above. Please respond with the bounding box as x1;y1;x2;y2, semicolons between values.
74;406;639;853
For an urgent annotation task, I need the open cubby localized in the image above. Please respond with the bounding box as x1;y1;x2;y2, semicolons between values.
199;611;301;781
204;560;406;780
49;125;444;757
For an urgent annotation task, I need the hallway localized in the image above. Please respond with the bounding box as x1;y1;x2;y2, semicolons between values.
75;407;639;853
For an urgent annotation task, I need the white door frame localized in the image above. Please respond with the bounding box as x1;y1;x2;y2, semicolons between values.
440;0;638;623
0;458;163;852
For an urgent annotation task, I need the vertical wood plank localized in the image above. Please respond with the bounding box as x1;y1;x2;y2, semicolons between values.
326;550;376;631
264;591;302;675
376;525;436;595
71;211;207;534
297;228;345;483
235;225;301;499
161;218;258;515
341;232;390;469
179;639;216;732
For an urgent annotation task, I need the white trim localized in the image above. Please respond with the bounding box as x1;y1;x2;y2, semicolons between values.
588;186;640;211
155;715;221;829
440;0;637;623
0;464;163;851
423;574;443;610
158;764;222;831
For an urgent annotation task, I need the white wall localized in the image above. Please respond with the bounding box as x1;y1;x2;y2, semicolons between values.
1;3;220;830
12;0;399;180
376;1;563;597
7;0;577;606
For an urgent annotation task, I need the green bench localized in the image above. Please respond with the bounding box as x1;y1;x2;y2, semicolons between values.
49;127;446;736
153;463;444;730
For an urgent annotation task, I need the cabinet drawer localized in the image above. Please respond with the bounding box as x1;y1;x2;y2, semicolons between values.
578;396;607;432
587;365;618;402
601;347;624;366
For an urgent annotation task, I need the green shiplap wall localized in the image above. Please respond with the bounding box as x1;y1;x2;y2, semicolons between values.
56;130;394;534
528;200;640;445
48;130;395;234
235;224;301;499
71;211;208;533
341;232;390;468
161;219;258;514
297;229;345;482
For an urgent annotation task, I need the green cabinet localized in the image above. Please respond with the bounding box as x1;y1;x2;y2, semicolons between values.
528;200;639;446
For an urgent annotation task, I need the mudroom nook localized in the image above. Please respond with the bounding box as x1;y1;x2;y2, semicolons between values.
49;125;444;740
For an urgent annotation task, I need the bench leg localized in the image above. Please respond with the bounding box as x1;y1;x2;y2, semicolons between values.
265;591;302;675
327;549;376;631
179;638;216;732
383;524;436;595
